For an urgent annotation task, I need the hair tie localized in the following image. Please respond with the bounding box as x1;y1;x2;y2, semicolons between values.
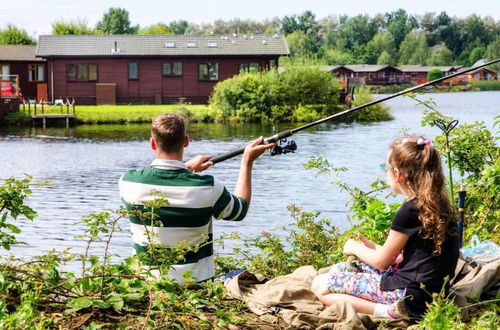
417;138;431;146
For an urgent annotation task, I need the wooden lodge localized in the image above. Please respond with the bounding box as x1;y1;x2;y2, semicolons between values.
0;45;47;101
36;34;289;105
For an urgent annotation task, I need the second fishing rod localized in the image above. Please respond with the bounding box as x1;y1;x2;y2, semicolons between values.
209;58;500;164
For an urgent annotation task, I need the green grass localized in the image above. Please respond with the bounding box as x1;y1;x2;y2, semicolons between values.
470;80;500;91
21;104;221;124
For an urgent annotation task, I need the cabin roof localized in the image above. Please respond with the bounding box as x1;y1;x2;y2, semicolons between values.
342;64;401;72
36;34;290;57
396;65;460;73
0;45;44;62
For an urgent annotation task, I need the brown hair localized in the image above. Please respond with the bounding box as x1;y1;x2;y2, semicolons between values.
388;136;455;255
151;114;187;153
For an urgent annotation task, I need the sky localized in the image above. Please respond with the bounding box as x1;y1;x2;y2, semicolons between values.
1;0;500;37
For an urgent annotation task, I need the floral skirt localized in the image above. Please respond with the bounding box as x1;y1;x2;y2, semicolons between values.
327;261;406;304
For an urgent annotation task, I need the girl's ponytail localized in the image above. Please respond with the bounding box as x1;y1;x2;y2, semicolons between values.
389;137;454;255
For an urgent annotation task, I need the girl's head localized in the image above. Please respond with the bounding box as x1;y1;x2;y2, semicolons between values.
386;136;454;255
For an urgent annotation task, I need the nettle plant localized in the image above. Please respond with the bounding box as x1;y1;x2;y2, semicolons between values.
0;180;249;329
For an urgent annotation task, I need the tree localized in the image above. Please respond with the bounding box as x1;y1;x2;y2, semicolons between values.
377;51;392;65
428;44;453;65
386;9;418;49
322;48;354;65
485;36;500;72
366;31;396;64
95;7;138;34
52;19;92;35
409;34;430;65
168;20;189;34
0;25;36;45
468;46;486;66
139;23;172;35
427;68;443;81
286;31;315;58
337;15;378;50
398;31;418;65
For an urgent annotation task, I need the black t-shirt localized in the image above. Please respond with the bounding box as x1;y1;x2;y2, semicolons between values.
380;199;459;319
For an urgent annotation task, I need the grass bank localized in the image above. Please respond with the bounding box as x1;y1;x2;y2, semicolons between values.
470;80;500;91
27;104;221;124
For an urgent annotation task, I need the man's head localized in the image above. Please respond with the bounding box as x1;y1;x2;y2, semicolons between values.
151;114;188;154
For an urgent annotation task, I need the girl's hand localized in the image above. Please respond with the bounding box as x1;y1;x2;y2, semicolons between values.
343;239;359;256
357;232;371;246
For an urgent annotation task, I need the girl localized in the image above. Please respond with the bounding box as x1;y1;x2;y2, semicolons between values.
311;136;460;320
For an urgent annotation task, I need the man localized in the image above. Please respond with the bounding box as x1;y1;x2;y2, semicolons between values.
119;113;274;283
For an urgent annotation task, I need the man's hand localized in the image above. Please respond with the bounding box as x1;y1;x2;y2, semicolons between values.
242;137;275;164
185;155;213;172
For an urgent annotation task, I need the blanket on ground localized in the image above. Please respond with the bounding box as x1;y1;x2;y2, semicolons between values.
225;259;500;329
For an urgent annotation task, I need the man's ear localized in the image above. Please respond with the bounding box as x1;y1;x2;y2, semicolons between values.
184;135;189;148
151;137;157;150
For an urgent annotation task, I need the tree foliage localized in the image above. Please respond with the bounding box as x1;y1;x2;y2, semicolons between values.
52;19;92;35
95;7;139;34
0;25;35;45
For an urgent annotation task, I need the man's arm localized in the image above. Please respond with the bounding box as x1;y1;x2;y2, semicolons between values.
233;137;275;207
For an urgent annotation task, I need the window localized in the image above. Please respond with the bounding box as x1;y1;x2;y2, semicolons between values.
28;64;45;82
165;42;175;48
199;63;218;81
67;63;97;82
162;62;182;76
208;41;218;48
0;64;10;80
187;41;196;48
239;62;259;73
128;62;138;80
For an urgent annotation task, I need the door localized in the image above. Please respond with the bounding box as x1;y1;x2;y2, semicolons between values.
37;83;48;102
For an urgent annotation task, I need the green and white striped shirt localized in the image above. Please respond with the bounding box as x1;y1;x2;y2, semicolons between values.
119;159;248;283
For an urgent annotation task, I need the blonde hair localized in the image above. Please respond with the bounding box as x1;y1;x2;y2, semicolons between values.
151;114;187;153
388;136;454;255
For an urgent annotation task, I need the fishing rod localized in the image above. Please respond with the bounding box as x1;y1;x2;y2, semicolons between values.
210;58;500;164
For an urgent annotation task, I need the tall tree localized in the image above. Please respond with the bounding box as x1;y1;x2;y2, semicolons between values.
286;31;315;58
0;25;36;45
52;19;92;35
386;9;418;49
398;31;419;65
485;36;500;72
409;34;430;65
377;51;392;65
168;20;189;34
95;7;138;34
139;23;172;35
428;44;454;65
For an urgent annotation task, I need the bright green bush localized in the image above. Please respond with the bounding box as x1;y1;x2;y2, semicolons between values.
427;68;444;81
2;111;32;126
349;86;393;121
209;67;341;122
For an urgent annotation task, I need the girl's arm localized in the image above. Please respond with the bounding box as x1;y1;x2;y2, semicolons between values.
344;230;409;271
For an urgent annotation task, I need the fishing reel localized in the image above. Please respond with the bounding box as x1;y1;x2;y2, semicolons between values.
270;138;297;156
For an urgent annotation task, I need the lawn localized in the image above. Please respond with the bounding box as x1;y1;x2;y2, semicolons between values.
21;104;221;124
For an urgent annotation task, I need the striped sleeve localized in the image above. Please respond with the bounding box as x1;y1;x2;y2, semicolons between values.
212;180;248;221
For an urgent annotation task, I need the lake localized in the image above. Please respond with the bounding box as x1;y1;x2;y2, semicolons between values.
0;92;498;266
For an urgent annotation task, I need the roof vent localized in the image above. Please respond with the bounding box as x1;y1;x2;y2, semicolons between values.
111;41;121;53
165;42;175;48
208;41;218;48
186;41;197;48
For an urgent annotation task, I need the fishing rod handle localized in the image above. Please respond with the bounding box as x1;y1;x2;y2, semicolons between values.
210;130;293;164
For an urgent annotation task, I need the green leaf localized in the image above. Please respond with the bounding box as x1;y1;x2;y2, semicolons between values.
5;224;21;234
106;294;124;313
66;297;93;313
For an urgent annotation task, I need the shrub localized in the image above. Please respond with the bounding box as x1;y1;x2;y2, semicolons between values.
209;67;341;122
349;86;393;121
2;111;32;126
427;68;444;82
